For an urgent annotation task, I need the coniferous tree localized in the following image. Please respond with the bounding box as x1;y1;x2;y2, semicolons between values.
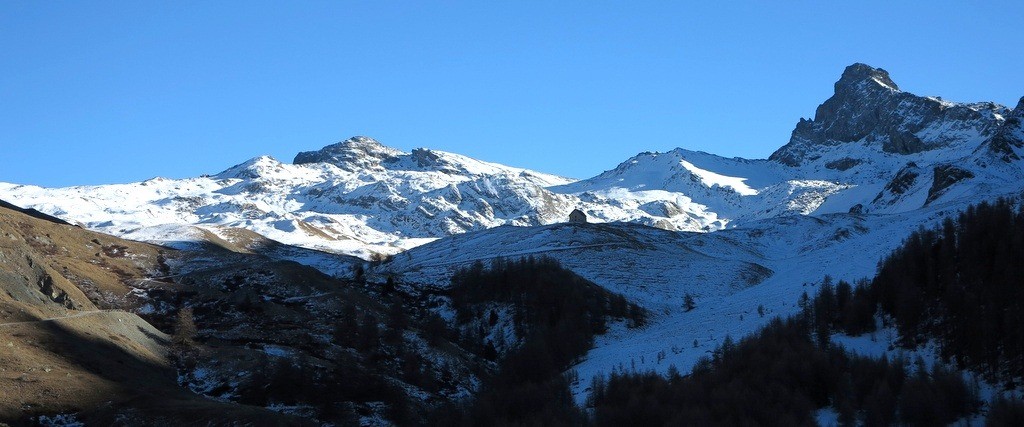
836;198;1024;381
173;307;198;346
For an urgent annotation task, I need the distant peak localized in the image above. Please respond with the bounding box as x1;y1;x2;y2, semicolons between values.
340;135;383;147
293;136;404;169
232;155;281;169
215;155;283;179
837;63;899;91
250;155;280;163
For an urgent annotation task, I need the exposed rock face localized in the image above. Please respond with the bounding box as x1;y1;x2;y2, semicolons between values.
872;162;923;207
293;136;403;171
986;97;1024;161
824;157;862;171
884;162;921;196
926;165;975;205
770;64;1007;166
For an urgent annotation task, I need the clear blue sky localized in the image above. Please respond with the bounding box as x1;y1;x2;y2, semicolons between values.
2;2;1022;187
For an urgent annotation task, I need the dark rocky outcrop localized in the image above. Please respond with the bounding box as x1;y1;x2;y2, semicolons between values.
884;129;926;155
411;148;461;174
872;162;922;205
824;157;862;171
295;137;472;176
770;64;1007;166
926;164;975;205
986;97;1024;161
293;136;403;171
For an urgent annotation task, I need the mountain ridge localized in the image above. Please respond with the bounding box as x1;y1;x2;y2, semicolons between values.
1;63;1021;259
4;63;1024;423
771;63;1010;167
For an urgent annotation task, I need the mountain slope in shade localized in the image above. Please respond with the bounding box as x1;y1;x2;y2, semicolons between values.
383;221;772;310
0;201;306;423
380;191;1011;404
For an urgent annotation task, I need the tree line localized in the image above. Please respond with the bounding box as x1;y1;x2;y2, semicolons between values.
811;198;1024;384
589;315;980;426
435;256;646;426
589;199;1024;426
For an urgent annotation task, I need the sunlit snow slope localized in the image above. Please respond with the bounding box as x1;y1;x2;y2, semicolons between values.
4;66;1020;260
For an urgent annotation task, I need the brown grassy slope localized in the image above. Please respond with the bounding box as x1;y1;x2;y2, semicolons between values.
0;200;170;323
0;310;171;419
0;310;308;424
0;201;308;424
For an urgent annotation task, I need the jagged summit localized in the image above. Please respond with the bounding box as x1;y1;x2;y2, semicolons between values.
836;63;899;92
770;63;1008;167
290;136;571;180
293;136;404;170
986;96;1024;161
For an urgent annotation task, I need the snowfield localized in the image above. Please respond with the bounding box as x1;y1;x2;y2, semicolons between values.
380;194;1013;403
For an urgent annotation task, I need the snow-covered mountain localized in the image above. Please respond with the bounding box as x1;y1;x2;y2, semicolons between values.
364;65;1024;402
771;63;1010;168
0;136;844;256
550;149;849;230
0;137;580;258
768;64;1024;215
3;63;1024;413
560;64;1024;227
1;64;1022;260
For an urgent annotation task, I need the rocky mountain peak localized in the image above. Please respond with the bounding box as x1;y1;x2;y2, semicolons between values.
836;63;899;92
293;136;405;171
769;64;1007;167
341;135;387;149
985;96;1024;161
